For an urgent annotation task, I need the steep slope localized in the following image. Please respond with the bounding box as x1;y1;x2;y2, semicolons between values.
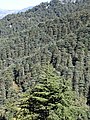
0;0;90;119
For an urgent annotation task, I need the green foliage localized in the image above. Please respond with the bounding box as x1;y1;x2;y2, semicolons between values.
0;0;90;119
6;64;88;120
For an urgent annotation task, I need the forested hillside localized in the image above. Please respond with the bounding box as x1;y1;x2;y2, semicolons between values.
0;0;90;119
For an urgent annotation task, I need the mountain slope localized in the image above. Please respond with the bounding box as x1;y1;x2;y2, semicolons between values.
19;6;33;12
0;6;33;19
0;0;90;119
0;9;18;19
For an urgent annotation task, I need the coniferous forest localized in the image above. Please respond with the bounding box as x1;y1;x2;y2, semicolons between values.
0;0;90;119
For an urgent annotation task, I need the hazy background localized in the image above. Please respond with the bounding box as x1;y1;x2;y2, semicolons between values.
0;0;51;10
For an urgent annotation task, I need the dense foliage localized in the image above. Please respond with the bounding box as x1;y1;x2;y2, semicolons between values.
3;65;89;120
0;0;90;119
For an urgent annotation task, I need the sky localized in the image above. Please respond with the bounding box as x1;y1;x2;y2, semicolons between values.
0;0;51;10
